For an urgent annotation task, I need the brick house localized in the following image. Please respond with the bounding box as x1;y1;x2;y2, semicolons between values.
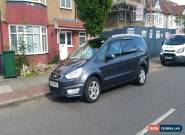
145;0;185;31
0;0;87;65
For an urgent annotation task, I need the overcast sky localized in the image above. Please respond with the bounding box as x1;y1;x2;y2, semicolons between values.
170;0;185;5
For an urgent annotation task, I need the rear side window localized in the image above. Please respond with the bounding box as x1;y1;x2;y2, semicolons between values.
120;39;136;53
133;37;147;50
164;35;185;45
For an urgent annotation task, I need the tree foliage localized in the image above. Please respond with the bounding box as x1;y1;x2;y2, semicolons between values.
75;0;112;36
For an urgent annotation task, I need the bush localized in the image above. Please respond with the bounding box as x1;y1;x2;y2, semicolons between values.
49;55;60;64
15;55;27;76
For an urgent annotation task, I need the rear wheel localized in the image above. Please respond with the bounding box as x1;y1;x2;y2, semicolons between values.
135;67;146;86
84;77;101;103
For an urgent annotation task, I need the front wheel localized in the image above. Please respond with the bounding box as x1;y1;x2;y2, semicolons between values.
161;61;166;66
135;67;146;86
84;77;101;103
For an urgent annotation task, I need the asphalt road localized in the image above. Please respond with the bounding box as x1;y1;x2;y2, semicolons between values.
0;65;185;135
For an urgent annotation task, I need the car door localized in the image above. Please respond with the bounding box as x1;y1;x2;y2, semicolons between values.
99;40;122;88
119;38;138;82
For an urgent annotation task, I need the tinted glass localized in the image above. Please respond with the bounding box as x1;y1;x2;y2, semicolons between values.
96;44;108;60
133;37;147;50
164;35;185;45
70;37;107;60
107;40;121;57
120;39;136;53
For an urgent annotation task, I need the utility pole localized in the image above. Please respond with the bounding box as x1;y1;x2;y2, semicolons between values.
0;10;4;52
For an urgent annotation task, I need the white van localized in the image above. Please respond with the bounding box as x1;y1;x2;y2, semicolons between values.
160;34;185;65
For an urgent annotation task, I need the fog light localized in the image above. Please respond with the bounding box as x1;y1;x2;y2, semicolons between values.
67;88;80;94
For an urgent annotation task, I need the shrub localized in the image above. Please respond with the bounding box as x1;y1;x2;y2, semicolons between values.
49;55;60;64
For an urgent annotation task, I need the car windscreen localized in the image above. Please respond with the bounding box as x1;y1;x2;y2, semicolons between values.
164;35;185;45
69;37;107;60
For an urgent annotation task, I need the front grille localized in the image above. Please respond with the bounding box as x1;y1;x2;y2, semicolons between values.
163;53;176;57
164;50;175;53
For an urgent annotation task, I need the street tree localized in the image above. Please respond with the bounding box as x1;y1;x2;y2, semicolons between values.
75;0;112;37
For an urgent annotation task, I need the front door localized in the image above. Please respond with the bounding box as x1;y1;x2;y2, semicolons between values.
59;32;68;60
101;40;122;88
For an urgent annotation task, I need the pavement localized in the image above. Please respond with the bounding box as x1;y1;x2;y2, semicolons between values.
0;58;163;108
0;75;49;107
0;59;184;135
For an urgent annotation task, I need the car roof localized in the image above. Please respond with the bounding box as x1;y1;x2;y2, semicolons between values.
173;34;185;36
111;34;142;40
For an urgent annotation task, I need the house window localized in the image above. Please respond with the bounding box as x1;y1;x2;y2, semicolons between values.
79;32;86;46
9;25;48;55
67;32;72;46
6;0;47;5
60;0;72;9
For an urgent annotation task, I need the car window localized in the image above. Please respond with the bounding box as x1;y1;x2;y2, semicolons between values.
120;39;136;54
134;37;147;50
107;40;121;58
96;44;108;60
164;35;185;45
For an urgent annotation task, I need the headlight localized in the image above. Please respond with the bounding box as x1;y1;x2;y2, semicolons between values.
65;68;82;79
176;48;185;53
160;47;164;55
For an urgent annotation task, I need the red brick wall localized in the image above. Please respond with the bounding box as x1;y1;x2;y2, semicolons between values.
6;2;48;25
1;23;9;51
47;25;59;62
68;31;79;55
0;24;2;53
26;54;49;65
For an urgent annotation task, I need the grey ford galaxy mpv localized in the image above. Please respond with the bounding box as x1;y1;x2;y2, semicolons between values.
49;34;149;103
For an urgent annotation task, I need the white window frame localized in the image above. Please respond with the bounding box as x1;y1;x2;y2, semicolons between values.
59;31;73;47
154;13;163;28
66;31;73;47
7;0;47;5
9;24;48;55
60;0;72;10
79;32;86;46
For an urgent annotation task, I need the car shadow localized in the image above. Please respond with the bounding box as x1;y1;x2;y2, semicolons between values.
46;93;81;103
164;62;185;67
46;82;137;104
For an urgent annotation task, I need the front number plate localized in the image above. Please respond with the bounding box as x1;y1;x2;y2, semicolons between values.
49;81;59;88
165;56;173;60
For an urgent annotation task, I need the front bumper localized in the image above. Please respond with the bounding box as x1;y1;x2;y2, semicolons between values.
49;77;84;98
160;54;185;63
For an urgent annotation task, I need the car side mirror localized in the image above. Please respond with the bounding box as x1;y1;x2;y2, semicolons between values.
161;41;164;45
104;54;115;61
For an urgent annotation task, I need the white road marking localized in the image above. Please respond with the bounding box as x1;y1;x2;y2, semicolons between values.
0;85;13;94
136;108;176;135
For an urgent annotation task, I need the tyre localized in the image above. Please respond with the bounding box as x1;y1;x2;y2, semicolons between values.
161;61;166;66
135;67;146;86
84;77;101;103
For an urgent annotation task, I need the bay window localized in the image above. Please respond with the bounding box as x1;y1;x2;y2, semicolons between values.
7;0;47;5
60;0;72;9
9;25;48;55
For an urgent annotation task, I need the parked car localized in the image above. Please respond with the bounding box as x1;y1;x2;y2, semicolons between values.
160;34;185;65
49;34;149;103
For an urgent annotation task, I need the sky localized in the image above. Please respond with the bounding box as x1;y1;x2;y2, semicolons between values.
170;0;185;5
